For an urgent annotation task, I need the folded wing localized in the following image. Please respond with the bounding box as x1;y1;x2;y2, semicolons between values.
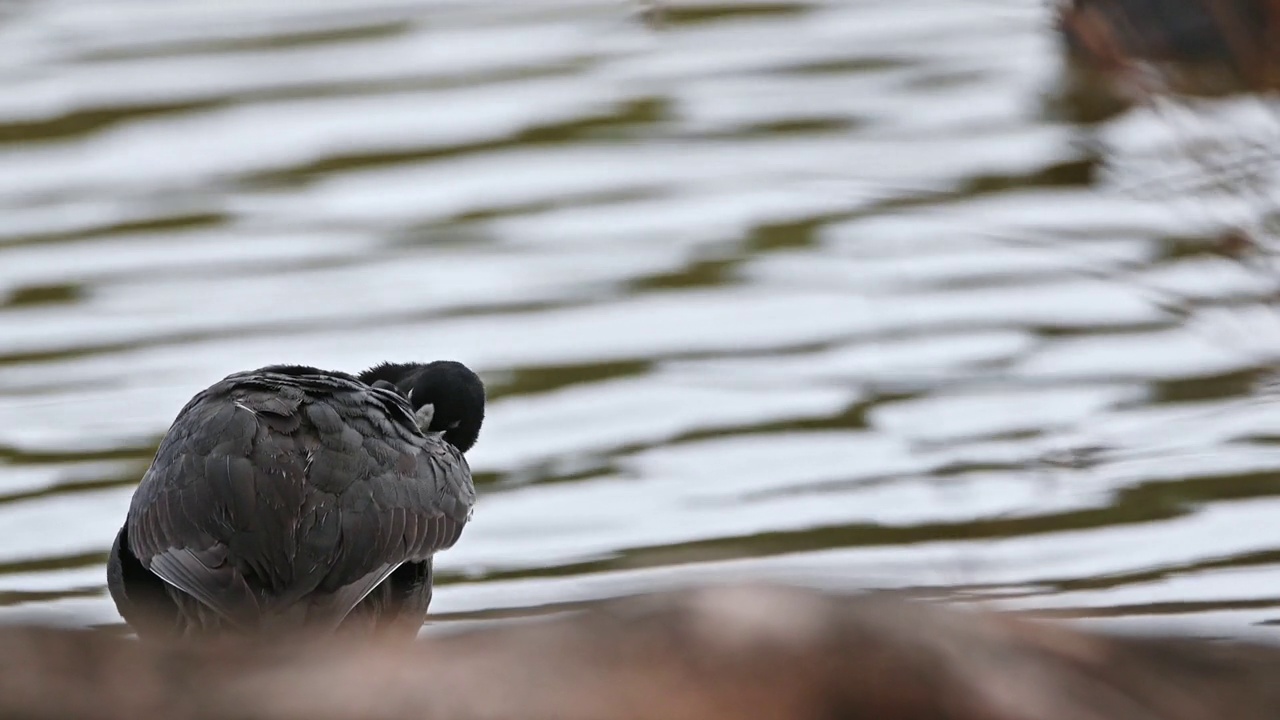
124;369;475;632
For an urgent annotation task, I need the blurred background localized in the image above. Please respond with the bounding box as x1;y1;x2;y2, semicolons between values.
3;0;1280;636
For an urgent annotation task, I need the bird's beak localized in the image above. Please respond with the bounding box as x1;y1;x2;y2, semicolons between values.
415;403;435;433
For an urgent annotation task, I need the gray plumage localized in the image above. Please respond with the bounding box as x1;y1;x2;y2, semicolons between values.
107;362;483;640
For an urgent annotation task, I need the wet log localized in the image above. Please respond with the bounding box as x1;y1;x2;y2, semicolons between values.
2;584;1280;720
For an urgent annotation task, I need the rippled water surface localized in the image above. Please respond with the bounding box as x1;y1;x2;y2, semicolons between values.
3;0;1280;636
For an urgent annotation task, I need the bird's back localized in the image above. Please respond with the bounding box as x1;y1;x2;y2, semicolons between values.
120;366;475;636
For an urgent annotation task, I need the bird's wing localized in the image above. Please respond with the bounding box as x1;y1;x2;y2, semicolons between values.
125;375;306;628
338;560;435;638
306;397;475;627
125;369;476;630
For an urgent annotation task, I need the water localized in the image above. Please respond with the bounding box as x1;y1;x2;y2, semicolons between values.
3;0;1280;637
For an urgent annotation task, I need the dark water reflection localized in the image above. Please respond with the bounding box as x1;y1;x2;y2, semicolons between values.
2;0;1280;637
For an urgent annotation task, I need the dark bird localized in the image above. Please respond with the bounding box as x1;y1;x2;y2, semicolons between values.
1057;0;1273;81
106;360;485;641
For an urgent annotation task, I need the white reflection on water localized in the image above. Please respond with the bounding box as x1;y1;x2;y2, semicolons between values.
1;0;1279;635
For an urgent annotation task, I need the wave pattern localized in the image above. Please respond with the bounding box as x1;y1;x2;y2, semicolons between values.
1;0;1279;636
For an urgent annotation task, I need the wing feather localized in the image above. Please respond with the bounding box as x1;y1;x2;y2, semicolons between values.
148;547;259;628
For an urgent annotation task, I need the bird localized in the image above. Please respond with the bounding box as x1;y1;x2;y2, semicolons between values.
1057;0;1269;76
106;360;485;641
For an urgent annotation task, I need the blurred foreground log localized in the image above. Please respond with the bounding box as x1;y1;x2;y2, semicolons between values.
3;584;1280;720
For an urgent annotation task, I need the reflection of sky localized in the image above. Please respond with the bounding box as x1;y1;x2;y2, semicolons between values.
2;0;1280;635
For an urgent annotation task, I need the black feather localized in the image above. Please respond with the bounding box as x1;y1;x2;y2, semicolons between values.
107;363;483;640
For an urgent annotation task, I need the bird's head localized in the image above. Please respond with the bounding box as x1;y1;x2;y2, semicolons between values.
360;360;486;453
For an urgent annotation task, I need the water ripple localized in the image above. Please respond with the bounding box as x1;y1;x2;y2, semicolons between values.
1;0;1279;634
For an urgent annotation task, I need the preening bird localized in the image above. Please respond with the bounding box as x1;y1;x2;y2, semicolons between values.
106;360;485;641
